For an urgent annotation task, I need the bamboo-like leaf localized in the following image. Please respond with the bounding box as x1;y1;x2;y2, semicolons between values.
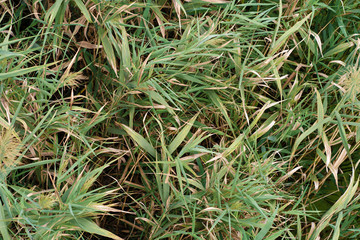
168;114;198;155
270;14;311;55
73;218;123;240
324;42;354;58
332;211;343;240
121;124;157;157
207;91;234;134
335;112;351;159
311;171;358;239
0;64;53;80
72;0;92;22
315;89;331;166
254;207;278;240
291;117;332;160
121;26;131;72
44;0;63;25
0;203;10;240
147;90;176;116
249;113;277;141
98;27;117;74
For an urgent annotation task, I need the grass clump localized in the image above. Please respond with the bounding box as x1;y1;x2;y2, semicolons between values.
1;0;360;239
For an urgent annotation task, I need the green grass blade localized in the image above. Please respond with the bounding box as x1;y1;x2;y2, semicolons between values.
0;203;10;240
168;114;198;155
332;211;343;240
72;0;92;22
269;14;311;55
121;124;157;157
73;218;124;240
254;207;278;240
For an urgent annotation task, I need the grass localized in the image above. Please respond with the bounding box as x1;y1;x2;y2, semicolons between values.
1;0;360;239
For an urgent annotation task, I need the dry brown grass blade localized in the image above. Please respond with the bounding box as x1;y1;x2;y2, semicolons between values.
154;14;165;38
77;41;102;49
0;128;22;170
172;0;181;21
277;166;302;184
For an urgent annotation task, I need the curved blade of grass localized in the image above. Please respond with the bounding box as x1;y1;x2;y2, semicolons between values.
44;0;63;25
291;117;332;160
311;171;358;239
315;89;331;167
254;207;278;240
323;42;354;58
73;218;124;240
73;0;92;22
332;211;343;240
168;114;198;155
0;50;24;61
0;203;10;240
248;101;280;133
207;91;234;134
249;113;278;142
98;27;117;75
121;25;131;73
335;111;352;161
269;14;311;55
0;63;54;80
121;124;157;157
147;90;176;116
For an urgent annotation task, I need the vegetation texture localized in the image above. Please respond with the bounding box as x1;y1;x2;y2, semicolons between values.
1;0;360;239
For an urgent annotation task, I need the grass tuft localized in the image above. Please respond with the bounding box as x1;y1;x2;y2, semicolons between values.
1;0;360;239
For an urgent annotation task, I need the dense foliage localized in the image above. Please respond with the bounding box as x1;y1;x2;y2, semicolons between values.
1;0;360;239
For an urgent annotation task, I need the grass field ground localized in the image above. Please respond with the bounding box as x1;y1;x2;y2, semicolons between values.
1;0;360;239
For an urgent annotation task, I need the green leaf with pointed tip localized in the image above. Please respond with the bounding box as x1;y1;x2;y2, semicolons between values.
72;218;123;240
98;27;117;74
324;42;354;58
270;14;311;55
168;114;198;155
207;91;234;134
254;207;278;240
291;117;332;160
335;111;351;160
73;0;92;22
0;63;54;80
121;124;157;157
0;203;11;240
332;211;343;240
